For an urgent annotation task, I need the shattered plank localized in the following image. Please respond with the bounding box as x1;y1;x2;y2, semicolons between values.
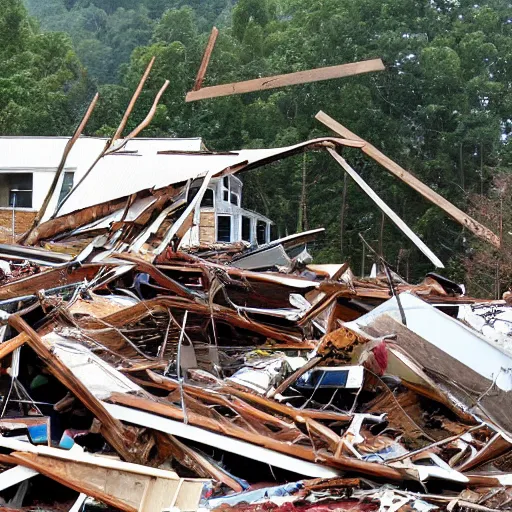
8;315;137;464
327;148;444;268
317;111;500;248
186;59;385;102
193;26;219;91
19;92;100;245
107;392;406;481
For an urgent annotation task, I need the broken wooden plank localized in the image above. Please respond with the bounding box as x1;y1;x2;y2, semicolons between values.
317;111;500;248
165;434;244;492
106;80;170;156
19;93;100;245
327;148;444;268
186;59;385;102
0;263;114;301
193;26;219;91
7;315;136;464
0;445;203;512
112;56;156;143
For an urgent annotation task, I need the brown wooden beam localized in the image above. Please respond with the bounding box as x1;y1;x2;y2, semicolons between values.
8;315;136;463
186;59;385;102
316;111;500;248
193;26;219;91
19;93;99;245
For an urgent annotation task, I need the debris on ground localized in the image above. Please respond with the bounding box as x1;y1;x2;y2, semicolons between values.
0;61;510;512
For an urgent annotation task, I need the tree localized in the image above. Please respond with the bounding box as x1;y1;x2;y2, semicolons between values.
0;0;92;135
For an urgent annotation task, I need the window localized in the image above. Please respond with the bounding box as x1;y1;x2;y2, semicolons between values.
217;215;231;242
223;176;229;188
201;188;214;208
230;192;239;206
223;190;229;202
58;172;74;205
270;224;278;241
0;173;33;208
242;216;251;242
256;220;267;245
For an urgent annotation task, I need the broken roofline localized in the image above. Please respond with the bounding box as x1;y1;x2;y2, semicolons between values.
22;137;361;247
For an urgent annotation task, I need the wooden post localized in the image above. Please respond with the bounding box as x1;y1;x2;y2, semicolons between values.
316;111;500;248
19;93;99;244
8;315;136;463
340;173;348;258
193;27;219;91
379;211;385;260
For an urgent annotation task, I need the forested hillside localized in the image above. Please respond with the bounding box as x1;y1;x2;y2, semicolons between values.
13;0;512;294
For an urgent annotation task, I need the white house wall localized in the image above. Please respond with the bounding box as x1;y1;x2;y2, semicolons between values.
183;176;273;247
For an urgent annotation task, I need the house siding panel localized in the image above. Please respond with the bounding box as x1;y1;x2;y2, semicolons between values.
0;209;37;243
199;211;215;244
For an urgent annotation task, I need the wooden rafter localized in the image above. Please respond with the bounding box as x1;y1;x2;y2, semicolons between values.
193;26;219;91
186;59;385;102
316;111;501;248
327;148;444;268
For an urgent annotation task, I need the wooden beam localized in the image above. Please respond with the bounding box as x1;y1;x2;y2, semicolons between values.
327;148;444;268
316;111;501;248
7;315;136;464
193;26;219;91
112;56;155;143
186;59;385;102
19;93;99;245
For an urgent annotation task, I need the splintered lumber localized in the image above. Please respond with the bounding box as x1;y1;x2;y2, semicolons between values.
53;57;157;218
317;111;500;248
7;315;136;464
165;435;244;492
0;440;205;512
113;253;200;300
0;263;112;301
327;148;444;268
106;80;170;155
193;26;219;91
19;92;100;245
112;56;156;143
107;392;406;481
186;59;385;102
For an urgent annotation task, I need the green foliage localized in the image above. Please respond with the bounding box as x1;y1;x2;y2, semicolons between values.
16;0;512;291
0;0;91;135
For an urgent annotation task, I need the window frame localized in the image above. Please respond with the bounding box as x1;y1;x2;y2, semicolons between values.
216;214;232;243
241;215;251;242
256;220;268;245
0;172;34;209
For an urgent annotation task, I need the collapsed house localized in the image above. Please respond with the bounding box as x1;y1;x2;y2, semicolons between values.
0;117;508;512
0;136;274;247
0;53;509;512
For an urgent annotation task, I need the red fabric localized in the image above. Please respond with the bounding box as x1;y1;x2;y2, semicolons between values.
371;341;388;374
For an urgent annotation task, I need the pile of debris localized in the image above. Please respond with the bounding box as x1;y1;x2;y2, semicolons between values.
0;188;511;512
0;58;510;512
